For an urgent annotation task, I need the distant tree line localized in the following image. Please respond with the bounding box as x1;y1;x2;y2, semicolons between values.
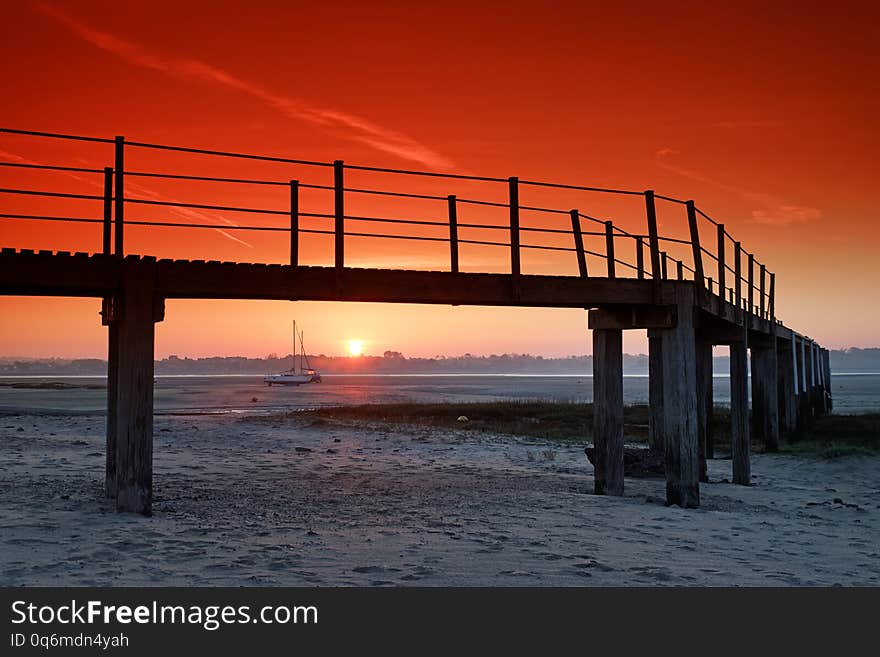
1;348;878;376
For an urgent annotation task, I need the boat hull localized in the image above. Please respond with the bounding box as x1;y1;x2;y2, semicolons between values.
263;373;321;386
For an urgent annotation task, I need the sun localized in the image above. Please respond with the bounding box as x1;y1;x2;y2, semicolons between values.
346;339;365;357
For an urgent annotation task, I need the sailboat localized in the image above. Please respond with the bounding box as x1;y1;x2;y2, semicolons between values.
264;321;322;386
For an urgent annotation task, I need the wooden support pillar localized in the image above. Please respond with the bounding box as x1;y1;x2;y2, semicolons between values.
659;286;700;507
777;337;797;434
796;337;811;431
110;259;163;515
823;348;833;412
751;339;780;452
647;329;664;453
592;328;624;496
806;340;819;415
105;317;119;498
798;337;807;394
730;333;751;485
695;339;713;481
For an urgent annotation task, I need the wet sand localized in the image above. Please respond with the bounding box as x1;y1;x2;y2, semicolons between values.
1;411;878;586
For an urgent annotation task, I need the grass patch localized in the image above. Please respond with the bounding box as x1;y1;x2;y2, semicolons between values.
300;401;880;456
782;412;880;458
304;401;656;444
0;381;106;390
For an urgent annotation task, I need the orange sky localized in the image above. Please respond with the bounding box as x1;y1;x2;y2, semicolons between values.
1;0;878;358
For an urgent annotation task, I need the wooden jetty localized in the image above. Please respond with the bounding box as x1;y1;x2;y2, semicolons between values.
0;128;832;514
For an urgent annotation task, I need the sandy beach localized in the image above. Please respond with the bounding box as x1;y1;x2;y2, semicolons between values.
1;409;878;586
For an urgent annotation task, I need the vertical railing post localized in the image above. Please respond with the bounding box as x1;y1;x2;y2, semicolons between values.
102;167;113;256
760;263;766;319
734;241;742;310
114;136;124;257
716;223;725;297
508;177;520;277
644;190;661;279
685;201;704;291
661;251;668;280
769;272;776;321
334;160;344;270
289;180;299;266
448;195;459;274
604;221;615;278
707;277;713;295
677;260;683;280
636;236;645;280
748;253;755;315
569;209;588;278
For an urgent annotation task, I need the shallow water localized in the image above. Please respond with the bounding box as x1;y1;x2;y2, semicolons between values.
0;372;877;414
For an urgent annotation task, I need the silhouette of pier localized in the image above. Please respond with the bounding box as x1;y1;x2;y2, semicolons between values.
0;128;832;513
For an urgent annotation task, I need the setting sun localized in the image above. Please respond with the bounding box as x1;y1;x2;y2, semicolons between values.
346;339;365;357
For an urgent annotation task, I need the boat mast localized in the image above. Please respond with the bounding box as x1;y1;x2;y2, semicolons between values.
292;319;296;372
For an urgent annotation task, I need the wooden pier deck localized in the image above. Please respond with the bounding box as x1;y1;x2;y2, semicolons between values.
0;128;832;514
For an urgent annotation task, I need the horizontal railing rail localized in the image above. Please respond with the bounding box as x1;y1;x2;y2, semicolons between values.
0;127;777;321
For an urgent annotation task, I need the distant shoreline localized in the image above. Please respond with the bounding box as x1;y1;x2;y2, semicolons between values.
2;372;880;379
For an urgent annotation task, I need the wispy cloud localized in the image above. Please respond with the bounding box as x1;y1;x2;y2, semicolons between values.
712;119;786;129
654;149;821;226
36;2;455;170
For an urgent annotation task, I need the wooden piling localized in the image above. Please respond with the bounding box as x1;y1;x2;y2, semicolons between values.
105;320;119;497
660;286;700;507
696;339;713;481
592;328;624;495
751;339;780;452
777;336;797;434
112;260;162;514
823;348;833;411
648;329;664;453
730;335;751;485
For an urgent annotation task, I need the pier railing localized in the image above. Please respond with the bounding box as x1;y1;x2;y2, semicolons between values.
0;127;775;320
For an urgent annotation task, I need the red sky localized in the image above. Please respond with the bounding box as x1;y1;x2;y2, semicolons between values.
1;0;878;358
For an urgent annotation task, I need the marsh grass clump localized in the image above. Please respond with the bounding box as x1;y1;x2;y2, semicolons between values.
298;402;880;457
